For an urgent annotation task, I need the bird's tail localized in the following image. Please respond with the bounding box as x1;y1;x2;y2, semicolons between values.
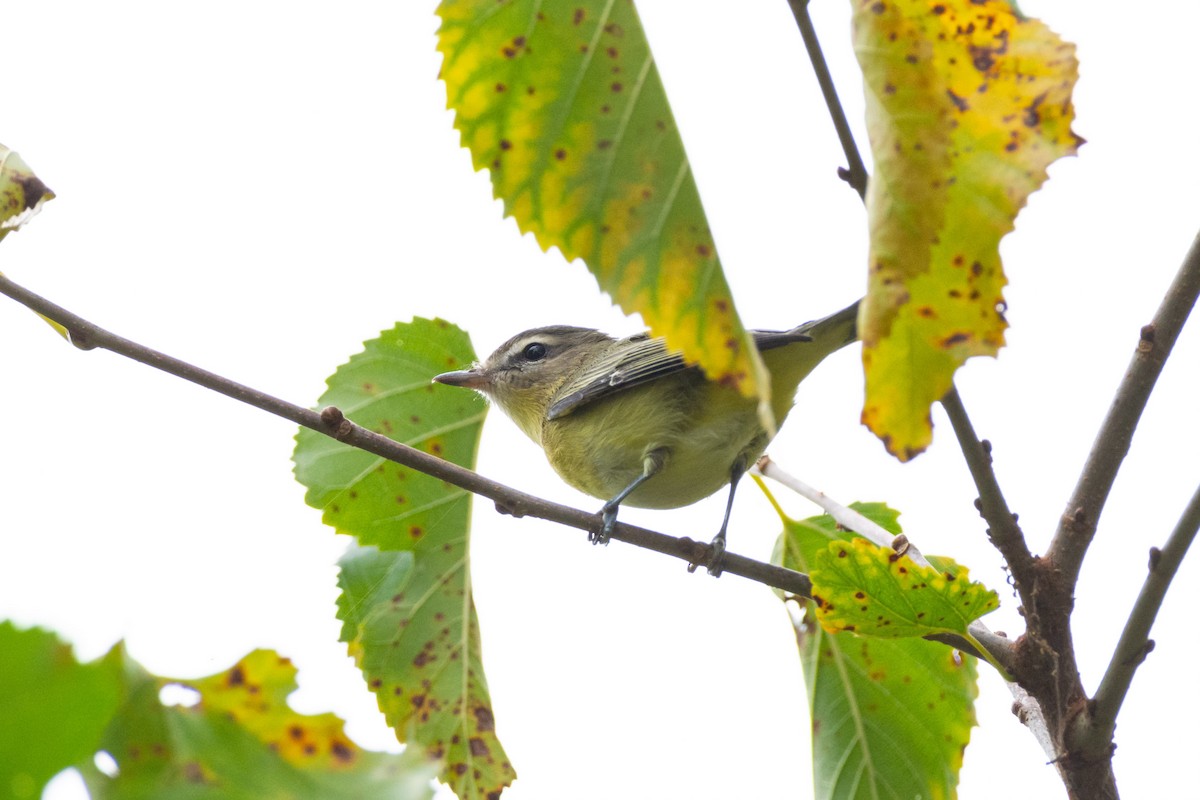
794;298;860;352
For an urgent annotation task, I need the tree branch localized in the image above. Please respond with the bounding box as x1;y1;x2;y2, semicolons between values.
0;271;1014;670
787;0;868;201
940;387;1036;598
0;272;806;595
1046;229;1200;588
1071;481;1200;758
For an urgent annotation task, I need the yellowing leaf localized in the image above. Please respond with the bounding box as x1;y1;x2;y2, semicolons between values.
854;0;1082;459
0;145;53;243
436;0;769;409
809;538;999;639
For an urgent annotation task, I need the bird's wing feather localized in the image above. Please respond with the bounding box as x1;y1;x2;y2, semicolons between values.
545;329;814;420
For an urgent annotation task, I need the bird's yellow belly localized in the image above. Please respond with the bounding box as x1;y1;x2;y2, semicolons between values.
542;380;768;509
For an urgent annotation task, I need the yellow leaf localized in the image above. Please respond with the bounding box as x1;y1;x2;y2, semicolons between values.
854;0;1082;460
436;0;769;410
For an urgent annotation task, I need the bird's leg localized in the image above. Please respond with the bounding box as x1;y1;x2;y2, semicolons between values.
704;455;749;577
594;449;667;545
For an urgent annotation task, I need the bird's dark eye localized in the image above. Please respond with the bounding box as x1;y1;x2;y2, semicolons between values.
522;342;547;361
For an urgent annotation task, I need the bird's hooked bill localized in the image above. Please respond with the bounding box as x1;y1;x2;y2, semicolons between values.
433;369;490;389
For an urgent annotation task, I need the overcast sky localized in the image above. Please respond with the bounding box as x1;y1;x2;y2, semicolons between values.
2;2;1198;799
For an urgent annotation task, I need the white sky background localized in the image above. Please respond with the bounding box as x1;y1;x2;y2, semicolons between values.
2;2;1198;799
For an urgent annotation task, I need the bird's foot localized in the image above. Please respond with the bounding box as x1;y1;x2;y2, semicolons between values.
706;533;727;577
590;502;619;545
687;533;728;576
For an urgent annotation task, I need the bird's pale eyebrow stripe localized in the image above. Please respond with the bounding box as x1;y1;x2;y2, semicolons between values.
504;334;558;358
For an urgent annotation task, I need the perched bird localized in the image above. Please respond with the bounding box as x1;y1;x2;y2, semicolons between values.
434;300;859;574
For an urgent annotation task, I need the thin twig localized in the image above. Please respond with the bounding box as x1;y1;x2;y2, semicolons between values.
787;0;868;200
0;272;806;595
940;387;1036;595
1072;482;1200;757
1047;230;1200;588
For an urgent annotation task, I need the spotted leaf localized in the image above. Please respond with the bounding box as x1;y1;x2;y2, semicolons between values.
771;502;979;800
77;646;435;799
810;538;999;639
854;0;1082;459
436;0;770;412
293;319;514;799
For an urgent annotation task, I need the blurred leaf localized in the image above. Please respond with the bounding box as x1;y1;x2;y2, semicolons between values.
854;0;1081;459
79;646;434;800
810;538;999;638
436;0;771;414
0;622;121;799
0;145;66;338
771;502;979;800
293;318;514;799
0;144;54;243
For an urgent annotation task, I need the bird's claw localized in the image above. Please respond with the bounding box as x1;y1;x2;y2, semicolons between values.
591;503;619;545
706;534;727;577
685;533;728;576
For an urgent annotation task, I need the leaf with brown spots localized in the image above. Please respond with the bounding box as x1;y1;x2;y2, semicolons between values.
854;0;1082;459
337;545;515;800
293;319;513;798
61;643;435;799
809;538;999;643
436;0;772;418
771;501;979;800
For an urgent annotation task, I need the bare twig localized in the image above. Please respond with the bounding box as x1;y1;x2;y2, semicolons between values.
1072;482;1200;758
940;387;1036;596
0;272;807;596
1046;230;1200;587
786;0;868;200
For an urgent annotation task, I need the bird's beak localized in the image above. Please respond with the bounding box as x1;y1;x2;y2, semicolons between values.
432;368;491;390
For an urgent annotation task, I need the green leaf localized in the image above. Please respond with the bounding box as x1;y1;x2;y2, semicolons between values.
772;504;979;800
293;318;485;547
854;0;1082;460
436;0;771;411
293;318;515;799
337;545;513;800
810;538;999;639
0;622;121;799
80;646;435;800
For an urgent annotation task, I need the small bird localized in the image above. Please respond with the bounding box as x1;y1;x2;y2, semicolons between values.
433;300;859;574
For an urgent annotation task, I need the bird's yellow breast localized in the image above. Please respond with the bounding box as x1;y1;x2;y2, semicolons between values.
541;373;768;509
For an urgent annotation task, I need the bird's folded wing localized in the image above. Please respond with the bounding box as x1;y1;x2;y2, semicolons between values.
546;328;813;420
